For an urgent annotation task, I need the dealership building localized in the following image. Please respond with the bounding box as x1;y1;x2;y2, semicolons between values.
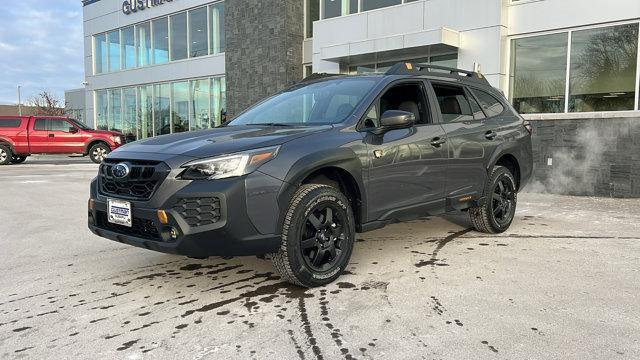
77;0;640;196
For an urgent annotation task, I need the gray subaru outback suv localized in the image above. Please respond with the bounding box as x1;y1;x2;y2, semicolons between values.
88;62;533;287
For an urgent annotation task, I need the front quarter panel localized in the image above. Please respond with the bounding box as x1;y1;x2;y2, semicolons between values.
257;126;368;232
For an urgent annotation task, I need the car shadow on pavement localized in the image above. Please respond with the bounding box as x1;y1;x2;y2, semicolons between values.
10;155;95;166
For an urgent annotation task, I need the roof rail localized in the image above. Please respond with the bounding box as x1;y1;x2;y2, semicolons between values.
385;62;489;84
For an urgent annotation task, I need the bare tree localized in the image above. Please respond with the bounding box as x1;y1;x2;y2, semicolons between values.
27;91;67;116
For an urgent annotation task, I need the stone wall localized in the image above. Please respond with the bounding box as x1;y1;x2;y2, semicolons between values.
225;0;304;118
528;117;640;198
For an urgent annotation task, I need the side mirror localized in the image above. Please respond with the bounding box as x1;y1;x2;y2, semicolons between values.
370;110;415;135
69;127;79;134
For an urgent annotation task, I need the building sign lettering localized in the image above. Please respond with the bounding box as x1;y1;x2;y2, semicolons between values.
122;0;175;15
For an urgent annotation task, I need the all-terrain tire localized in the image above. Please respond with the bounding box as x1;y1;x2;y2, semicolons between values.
11;155;28;164
0;144;13;166
89;143;110;164
470;165;517;234
272;184;356;287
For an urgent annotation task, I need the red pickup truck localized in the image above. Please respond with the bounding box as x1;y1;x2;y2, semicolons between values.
0;116;124;165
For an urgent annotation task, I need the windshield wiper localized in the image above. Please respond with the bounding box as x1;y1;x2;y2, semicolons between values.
252;123;294;127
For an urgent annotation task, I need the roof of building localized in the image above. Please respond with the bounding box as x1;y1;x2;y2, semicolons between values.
0;105;69;117
0;105;40;117
82;0;101;6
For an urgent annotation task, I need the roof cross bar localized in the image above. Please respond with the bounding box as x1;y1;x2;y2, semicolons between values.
385;62;489;84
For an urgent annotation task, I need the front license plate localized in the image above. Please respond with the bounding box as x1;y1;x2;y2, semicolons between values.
108;199;132;227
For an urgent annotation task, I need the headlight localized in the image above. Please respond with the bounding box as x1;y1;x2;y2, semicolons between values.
180;146;280;180
112;136;122;144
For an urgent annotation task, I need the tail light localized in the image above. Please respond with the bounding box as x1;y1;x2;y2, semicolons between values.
523;121;533;134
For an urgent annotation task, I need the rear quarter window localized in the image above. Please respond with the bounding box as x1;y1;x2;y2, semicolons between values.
472;89;505;117
0;119;22;128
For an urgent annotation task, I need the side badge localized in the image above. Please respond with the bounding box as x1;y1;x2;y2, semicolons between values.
373;150;384;159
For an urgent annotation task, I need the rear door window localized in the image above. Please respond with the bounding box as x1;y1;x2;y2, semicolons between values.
432;83;483;123
0;119;22;128
471;88;505;117
34;119;48;131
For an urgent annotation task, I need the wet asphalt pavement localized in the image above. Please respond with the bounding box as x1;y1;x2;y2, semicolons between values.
1;156;639;359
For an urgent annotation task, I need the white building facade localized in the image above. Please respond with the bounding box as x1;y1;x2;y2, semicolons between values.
307;0;640;117
79;0;640;196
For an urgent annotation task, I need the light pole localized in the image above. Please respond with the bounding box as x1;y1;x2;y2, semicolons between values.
17;85;22;116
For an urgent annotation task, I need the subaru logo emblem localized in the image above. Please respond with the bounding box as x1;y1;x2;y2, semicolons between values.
112;163;130;179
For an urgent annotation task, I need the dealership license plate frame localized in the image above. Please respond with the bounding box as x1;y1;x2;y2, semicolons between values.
108;198;132;227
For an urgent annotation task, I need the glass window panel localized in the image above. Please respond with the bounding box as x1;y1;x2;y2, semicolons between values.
472;89;505;117
50;119;72;132
230;78;376;125
211;77;226;126
170;13;188;61
189;7;208;58
210;3;225;54
108;89;122;132
467;92;486;120
304;65;313;77
306;0;319;38
190;79;210;130
137;85;153;139
430;53;458;68
376;61;397;74
362;0;402;12
510;33;568;114
136;22;151;67
154;84;171;135
349;64;376;74
107;30;121;72
432;84;475;123
569;24;639;112
94;34;108;74
123;87;137;142
323;0;358;19
34;119;47;131
152;18;169;64
95;90;108;130
122;26;136;69
172;82;189;133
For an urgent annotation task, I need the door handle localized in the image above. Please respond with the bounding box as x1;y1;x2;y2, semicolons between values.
48;134;55;138
485;130;497;140
430;137;446;147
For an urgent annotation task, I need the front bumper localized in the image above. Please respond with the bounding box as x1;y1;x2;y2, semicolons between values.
88;167;283;257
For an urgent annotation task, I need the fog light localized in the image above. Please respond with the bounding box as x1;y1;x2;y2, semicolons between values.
170;227;179;240
157;210;169;224
88;199;95;210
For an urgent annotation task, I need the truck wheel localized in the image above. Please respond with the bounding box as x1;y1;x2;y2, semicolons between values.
272;184;355;287
0;145;13;165
89;143;110;164
11;155;28;164
469;165;517;234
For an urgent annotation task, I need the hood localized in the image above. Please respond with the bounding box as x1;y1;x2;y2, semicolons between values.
111;125;332;158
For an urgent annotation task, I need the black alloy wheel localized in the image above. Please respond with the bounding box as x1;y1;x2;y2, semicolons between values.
272;184;356;287
470;165;517;233
491;176;516;227
300;203;348;272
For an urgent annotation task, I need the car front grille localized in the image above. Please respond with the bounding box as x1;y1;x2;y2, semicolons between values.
172;197;222;227
99;159;170;201
95;211;160;241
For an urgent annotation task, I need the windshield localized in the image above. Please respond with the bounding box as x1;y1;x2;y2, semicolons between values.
68;118;91;130
228;78;378;126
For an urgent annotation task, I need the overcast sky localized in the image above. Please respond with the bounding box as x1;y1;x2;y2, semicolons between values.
0;0;84;105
